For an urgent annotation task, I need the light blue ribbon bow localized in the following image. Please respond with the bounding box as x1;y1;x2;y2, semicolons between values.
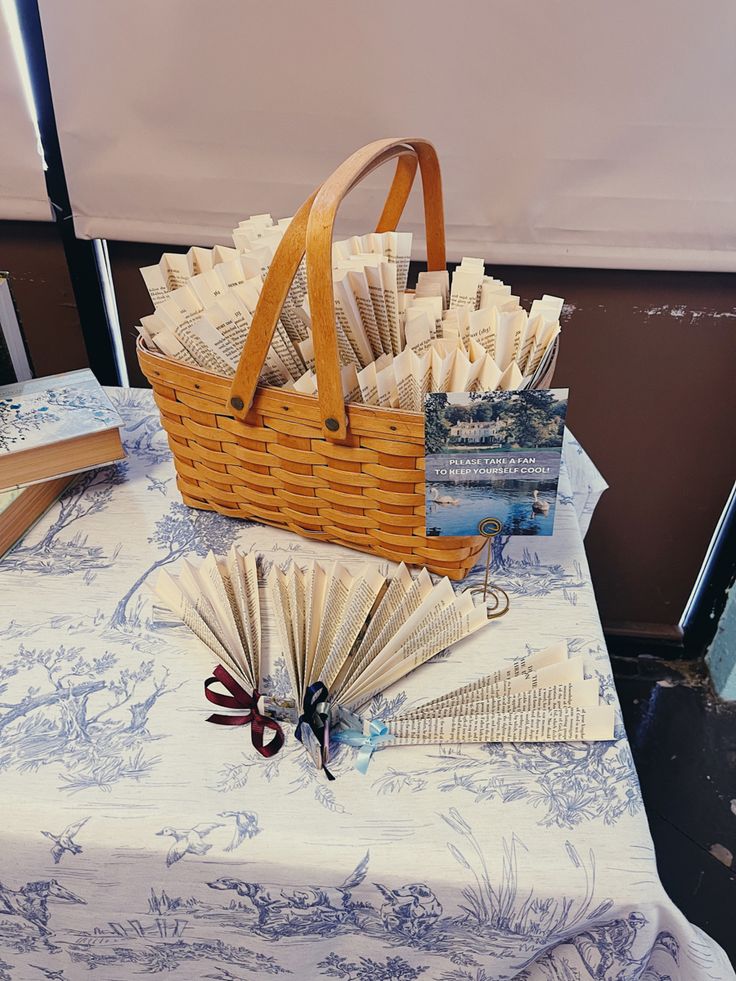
332;718;395;774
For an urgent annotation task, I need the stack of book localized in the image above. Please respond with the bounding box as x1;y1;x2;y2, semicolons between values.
0;369;125;557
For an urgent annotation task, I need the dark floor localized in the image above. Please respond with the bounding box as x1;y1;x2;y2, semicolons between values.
612;653;736;966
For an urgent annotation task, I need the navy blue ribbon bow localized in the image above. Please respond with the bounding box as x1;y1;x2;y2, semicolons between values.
295;681;334;780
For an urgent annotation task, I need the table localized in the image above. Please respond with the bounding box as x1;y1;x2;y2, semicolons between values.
0;389;732;981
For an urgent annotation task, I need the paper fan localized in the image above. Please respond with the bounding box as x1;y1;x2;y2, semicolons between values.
154;549;614;778
155;549;283;757
266;558;488;774
154;549;488;774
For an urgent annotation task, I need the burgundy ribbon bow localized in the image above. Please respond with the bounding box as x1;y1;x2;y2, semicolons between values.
204;664;284;758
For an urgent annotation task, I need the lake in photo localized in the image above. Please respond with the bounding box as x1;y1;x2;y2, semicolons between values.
426;478;559;536
425;449;561;537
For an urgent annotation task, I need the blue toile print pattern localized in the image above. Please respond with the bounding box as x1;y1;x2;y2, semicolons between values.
0;389;732;980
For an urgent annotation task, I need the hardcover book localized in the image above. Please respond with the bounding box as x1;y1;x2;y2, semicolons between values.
0;475;74;558
0;369;125;491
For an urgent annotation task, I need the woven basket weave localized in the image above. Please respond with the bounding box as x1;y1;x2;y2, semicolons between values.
138;138;557;580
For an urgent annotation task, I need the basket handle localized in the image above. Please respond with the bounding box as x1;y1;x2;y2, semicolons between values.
228;138;445;441
228;144;416;421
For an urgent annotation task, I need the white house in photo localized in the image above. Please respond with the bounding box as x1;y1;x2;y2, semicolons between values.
449;419;502;445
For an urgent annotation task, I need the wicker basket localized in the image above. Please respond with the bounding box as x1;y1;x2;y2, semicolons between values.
138;138;557;580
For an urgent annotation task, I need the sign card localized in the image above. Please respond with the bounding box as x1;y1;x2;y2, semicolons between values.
424;389;568;537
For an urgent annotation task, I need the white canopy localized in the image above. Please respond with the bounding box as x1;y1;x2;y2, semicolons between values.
38;0;736;269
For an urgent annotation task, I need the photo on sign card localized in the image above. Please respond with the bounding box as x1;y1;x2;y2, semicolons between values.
425;389;568;537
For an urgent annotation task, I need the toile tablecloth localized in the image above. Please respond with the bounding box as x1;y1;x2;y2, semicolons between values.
0;389;732;981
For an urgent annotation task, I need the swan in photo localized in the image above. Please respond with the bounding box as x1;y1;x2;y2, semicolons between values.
531;489;550;514
429;487;460;506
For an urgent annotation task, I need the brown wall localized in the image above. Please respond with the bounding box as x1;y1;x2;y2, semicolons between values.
0;220;87;376
72;242;736;639
487;265;736;639
2;220;731;641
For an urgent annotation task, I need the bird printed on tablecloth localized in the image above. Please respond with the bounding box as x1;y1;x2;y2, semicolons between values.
146;475;172;495
41;817;90;865
156;824;223;866
573;911;679;980
30;966;66;980
219;810;261;851
203;971;250;981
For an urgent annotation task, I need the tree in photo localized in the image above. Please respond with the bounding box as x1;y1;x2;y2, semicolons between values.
425;393;450;453
469;399;498;422
500;392;565;448
444;403;472;425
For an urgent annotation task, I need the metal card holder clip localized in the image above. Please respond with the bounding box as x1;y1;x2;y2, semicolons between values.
468;517;510;620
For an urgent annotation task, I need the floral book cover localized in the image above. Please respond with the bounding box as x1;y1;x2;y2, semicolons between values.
0;369;123;457
424;388;569;537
